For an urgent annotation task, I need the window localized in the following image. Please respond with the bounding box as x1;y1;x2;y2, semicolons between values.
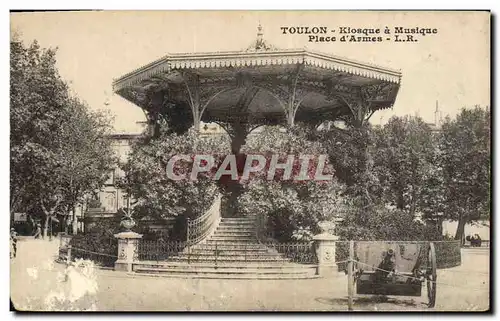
103;191;117;212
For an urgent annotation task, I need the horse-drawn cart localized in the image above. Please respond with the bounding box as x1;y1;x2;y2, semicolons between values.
346;241;437;308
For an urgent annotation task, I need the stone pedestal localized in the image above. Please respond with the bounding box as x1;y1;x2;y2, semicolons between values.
114;231;143;272
59;233;73;248
313;232;339;276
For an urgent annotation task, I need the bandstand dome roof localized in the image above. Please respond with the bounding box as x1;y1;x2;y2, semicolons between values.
112;25;402;125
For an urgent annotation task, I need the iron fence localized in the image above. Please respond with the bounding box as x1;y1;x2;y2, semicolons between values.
263;242;318;264
137;240;186;261
57;234;118;267
136;239;317;265
70;246;118;267
69;236;118;267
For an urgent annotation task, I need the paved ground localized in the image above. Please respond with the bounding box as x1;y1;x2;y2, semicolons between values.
10;239;490;311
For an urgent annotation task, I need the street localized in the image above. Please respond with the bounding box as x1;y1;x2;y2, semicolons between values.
10;239;490;311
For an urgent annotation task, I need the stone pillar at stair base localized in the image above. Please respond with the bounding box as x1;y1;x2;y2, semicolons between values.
313;233;340;277
114;231;143;272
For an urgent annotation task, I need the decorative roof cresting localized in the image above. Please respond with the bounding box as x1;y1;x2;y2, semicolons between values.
112;24;402;92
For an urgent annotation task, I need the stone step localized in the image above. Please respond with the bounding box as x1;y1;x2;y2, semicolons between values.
218;223;255;226
204;240;260;245
221;216;255;219
134;267;315;276
177;252;284;259
214;229;254;233
193;243;265;249
207;240;258;244
131;272;320;280
212;232;255;237
209;236;257;242
191;239;269;246
189;245;270;251
220;219;255;223
187;251;272;257
215;226;254;230
138;261;308;269
199;247;261;252
217;226;254;229
191;243;261;249
170;256;289;263
217;224;255;231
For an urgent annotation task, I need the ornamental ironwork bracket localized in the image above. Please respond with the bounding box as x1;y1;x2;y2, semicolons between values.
181;71;236;129
325;81;396;127
255;63;311;126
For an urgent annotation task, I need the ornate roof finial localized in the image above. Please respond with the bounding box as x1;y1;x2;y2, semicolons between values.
255;23;265;50
246;22;276;52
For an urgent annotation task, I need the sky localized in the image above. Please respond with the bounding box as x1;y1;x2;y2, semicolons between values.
10;11;490;133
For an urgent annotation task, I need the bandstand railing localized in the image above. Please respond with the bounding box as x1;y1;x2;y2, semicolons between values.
186;194;222;246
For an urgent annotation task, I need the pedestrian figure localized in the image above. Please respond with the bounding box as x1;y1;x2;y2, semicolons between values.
375;249;397;282
33;223;42;239
472;234;482;247
10;228;18;258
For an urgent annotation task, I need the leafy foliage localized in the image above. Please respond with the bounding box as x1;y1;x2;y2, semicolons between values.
336;204;443;241
119;127;230;220
324;109;490;242
434;241;462;269
71;214;120;266
438;106;490;240
320;123;382;226
10;36;115;236
372;116;438;216
239;126;345;241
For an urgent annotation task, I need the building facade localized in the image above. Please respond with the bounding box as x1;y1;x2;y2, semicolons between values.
83;122;226;232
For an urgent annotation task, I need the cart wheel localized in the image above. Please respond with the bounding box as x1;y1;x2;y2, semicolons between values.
426;242;437;308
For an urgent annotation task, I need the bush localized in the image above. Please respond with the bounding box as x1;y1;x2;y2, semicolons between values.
434;241;462;269
336;205;443;241
335;240;461;272
70;234;117;267
87;199;102;209
120;127;228;221
69;216;120;267
238;126;345;243
333;205;461;271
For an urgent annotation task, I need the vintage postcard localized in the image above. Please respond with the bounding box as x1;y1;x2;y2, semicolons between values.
10;10;490;312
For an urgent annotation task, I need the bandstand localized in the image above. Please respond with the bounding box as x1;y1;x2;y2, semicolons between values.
113;25;401;154
111;26;402;278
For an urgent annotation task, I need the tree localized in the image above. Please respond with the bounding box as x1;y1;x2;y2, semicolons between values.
10;37;69;220
10;36;115;237
439;106;490;242
320;122;382;226
238;126;345;241
336;204;442;241
53;97;116;235
372;116;437;216
119;126;230;224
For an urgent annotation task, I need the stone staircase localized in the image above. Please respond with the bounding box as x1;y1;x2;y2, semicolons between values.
133;217;318;279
